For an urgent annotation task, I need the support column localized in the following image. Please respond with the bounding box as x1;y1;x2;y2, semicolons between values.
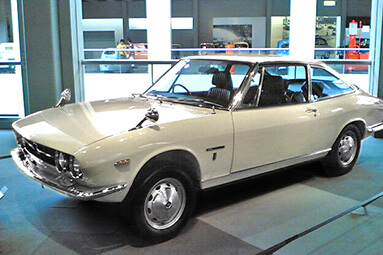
289;0;317;59
266;0;272;47
370;0;383;138
146;0;171;81
146;0;171;60
22;0;63;113
21;0;83;114
192;0;199;48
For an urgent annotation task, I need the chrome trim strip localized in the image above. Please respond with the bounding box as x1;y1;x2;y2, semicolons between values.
367;122;383;133
11;148;128;200
201;149;331;189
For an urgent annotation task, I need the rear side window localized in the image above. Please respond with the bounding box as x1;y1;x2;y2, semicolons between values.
310;67;353;99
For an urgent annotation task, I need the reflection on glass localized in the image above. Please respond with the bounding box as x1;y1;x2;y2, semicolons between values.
0;0;23;118
83;63;152;102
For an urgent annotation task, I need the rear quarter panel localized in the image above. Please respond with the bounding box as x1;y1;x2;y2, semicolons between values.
312;90;383;150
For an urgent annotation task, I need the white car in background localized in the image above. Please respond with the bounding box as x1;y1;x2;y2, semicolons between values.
11;55;383;242
99;48;133;73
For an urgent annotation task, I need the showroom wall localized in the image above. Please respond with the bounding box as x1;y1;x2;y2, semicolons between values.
0;0;378;130
82;0;371;48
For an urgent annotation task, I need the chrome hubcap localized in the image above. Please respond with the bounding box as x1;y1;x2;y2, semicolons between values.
144;178;186;230
338;132;357;166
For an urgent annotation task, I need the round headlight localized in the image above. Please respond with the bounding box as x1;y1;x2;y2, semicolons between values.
55;151;69;173
69;157;83;179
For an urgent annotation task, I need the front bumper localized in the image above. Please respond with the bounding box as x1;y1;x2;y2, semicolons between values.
11;148;128;201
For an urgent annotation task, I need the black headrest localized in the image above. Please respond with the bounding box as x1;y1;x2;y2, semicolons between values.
302;81;325;98
262;74;284;93
212;72;233;91
312;82;324;97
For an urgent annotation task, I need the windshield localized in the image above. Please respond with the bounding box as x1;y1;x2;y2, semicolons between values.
144;59;251;108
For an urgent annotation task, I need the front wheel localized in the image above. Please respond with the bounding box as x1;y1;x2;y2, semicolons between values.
322;125;361;177
124;165;196;241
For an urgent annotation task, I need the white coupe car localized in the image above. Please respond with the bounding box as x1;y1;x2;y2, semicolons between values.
11;55;383;241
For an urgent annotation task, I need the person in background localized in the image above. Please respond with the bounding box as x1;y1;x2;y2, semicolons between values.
126;38;134;58
117;39;127;58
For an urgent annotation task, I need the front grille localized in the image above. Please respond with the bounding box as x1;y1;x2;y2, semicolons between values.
14;130;56;166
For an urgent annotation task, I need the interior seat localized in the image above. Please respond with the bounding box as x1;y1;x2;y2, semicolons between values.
258;74;286;106
301;81;327;100
207;71;233;106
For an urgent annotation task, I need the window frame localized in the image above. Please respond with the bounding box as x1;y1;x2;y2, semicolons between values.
236;62;311;110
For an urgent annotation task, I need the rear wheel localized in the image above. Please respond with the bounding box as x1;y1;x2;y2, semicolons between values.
323;125;361;176
124;164;196;242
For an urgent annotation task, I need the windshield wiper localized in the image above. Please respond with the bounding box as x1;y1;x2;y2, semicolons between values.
134;93;167;101
132;93;145;98
175;98;224;108
135;94;225;108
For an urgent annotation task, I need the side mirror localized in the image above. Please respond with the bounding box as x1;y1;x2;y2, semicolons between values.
131;107;159;131
145;108;159;123
55;88;71;108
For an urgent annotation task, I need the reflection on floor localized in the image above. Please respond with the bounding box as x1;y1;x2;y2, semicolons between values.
1;129;383;255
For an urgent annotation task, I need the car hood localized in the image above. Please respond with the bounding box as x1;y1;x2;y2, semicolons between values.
13;97;213;154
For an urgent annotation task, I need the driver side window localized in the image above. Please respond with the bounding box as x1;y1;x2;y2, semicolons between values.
241;65;308;108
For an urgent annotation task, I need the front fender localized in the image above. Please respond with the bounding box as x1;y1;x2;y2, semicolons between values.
75;111;234;200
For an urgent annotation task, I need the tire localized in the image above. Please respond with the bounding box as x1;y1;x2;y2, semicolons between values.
123;163;196;242
322;125;361;177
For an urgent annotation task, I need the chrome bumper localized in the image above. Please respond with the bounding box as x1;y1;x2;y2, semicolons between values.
11;148;128;200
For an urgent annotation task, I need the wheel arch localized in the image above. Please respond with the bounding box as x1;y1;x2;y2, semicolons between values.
343;120;366;139
131;150;202;191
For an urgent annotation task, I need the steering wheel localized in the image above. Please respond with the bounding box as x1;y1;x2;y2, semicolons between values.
171;84;192;95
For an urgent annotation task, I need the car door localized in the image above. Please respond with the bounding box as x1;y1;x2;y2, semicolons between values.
231;64;322;173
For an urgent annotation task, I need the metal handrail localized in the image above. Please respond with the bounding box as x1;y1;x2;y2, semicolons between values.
83;47;370;53
322;59;371;65
81;58;370;66
255;191;383;255
82;59;177;65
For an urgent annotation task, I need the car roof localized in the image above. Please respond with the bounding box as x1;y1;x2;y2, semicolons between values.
184;54;325;66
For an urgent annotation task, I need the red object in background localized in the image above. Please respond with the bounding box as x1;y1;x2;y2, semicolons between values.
345;20;369;73
225;44;235;54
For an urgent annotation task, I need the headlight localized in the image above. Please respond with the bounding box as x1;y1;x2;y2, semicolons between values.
55;151;69;172
55;151;83;179
69;157;83;179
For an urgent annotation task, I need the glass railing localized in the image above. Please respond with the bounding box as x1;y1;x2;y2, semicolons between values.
84;47;370;60
81;48;371;101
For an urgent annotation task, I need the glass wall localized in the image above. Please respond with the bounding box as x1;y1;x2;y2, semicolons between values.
316;0;371;92
79;0;374;100
0;0;24;118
